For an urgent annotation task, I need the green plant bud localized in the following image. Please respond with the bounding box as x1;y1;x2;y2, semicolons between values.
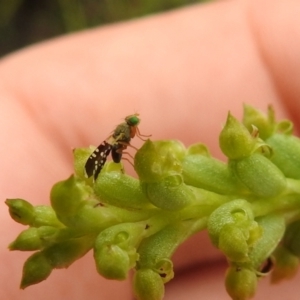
243;104;275;140
95;244;132;280
94;223;146;279
182;155;247;195
57;201;116;231
207;199;254;247
225;265;257;300
142;175;195;210
154;140;186;160
50;175;88;222
283;220;300;257
9;226;58;251
5;198;35;225
271;246;299;283
95;222;146;251
10;228;41;251
73;147;92;179
249;214;285;270
64;200;155;232
33;206;64;227
134;140;183;182
20;252;52;289
104;159;125;172
137;222;192;282
246;223;263;247
267;133;300;179
43;235;95;269
218;224;249;262
186;143;210;156
133;268;164;300
94;168;151;209
276;119;294;134
154;258;174;283
229;153;286;197
219;113;256;159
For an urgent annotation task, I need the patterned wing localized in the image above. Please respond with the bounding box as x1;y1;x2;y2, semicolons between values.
84;141;112;180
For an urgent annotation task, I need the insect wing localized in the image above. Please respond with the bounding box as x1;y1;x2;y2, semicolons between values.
84;141;112;180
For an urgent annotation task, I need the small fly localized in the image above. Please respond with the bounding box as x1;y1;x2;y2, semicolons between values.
84;114;149;181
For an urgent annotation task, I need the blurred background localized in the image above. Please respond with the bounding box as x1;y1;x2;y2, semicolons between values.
0;0;208;57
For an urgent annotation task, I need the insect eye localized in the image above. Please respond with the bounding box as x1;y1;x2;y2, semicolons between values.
126;115;140;126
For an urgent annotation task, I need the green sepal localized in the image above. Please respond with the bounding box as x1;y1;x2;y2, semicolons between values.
271;246;299;283
276;119;294;134
94;165;152;209
229;153;286;197
141;175;195;211
207;199;255;247
5;199;63;228
73;147;92;180
5;198;35;225
182;155;247;195
154;258;174;282
33;205;64;227
50;175;89;223
94;244;133;280
243;104;275;140
133;268;164;300
42;235;95;269
94;223;146;280
218;224;250;262
9;226;59;251
21;236;95;289
219;112;256;159
186;143;210;156
134;140;185;182
62;199;155;232
283;220;300;257
20;252;52;289
152;140;186;161
249;214;285;270
225;264;257;300
151;140;186;161
137;222;196;283
267;134;300;179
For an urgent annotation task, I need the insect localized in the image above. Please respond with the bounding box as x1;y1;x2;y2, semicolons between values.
84;113;149;181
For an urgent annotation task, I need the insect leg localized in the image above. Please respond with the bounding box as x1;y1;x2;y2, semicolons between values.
121;156;135;168
111;144;125;163
118;141;138;151
111;143;135;170
136;126;151;141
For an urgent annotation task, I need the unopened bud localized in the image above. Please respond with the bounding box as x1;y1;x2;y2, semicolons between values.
5;199;34;225
225;265;257;300
21;252;52;289
133;268;164;300
219;113;256;159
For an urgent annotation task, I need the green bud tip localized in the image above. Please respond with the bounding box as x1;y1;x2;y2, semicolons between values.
5;198;35;225
219;112;256;159
243;104;275;140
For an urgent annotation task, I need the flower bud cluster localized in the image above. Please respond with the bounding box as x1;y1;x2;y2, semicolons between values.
6;105;300;300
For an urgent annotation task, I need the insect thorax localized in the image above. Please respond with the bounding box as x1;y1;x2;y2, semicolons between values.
112;123;132;143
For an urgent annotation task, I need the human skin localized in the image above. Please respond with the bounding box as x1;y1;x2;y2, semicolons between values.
1;0;300;299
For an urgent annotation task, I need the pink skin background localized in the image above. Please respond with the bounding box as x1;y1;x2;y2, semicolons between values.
1;0;300;299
